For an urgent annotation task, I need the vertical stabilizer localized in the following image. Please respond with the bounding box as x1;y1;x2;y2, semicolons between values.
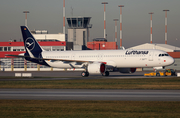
21;26;44;58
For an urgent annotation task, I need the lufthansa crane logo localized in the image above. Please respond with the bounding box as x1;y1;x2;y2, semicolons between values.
25;37;35;51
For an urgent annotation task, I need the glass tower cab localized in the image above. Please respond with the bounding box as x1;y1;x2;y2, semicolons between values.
67;17;92;50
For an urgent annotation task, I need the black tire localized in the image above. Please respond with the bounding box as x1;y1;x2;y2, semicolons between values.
102;71;109;76
86;72;89;77
81;71;89;77
81;71;86;77
156;73;160;76
105;71;109;76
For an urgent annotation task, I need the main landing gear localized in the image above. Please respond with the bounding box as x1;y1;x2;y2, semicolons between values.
81;71;110;77
81;71;89;77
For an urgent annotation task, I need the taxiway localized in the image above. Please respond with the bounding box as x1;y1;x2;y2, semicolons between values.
0;89;180;101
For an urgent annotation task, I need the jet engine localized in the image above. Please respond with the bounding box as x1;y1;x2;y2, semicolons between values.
118;68;136;73
88;63;106;74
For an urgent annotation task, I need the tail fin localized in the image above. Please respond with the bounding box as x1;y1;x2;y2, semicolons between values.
21;26;44;58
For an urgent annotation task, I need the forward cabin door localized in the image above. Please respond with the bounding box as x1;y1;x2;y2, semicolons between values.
148;51;154;61
71;53;76;60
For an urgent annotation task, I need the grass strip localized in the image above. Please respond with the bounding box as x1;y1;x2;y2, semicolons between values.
0;77;180;89
0;100;180;118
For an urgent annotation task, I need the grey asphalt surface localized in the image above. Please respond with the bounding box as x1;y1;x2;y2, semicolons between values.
2;70;178;78
0;71;179;101
0;71;148;80
0;89;180;101
0;71;145;78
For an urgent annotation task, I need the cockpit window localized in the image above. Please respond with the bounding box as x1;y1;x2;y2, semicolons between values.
159;53;169;57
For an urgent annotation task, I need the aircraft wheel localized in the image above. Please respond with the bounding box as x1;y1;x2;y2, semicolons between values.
156;73;160;76
81;71;89;77
102;71;109;76
86;72;89;76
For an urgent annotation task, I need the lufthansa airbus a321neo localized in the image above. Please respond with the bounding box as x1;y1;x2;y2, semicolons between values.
7;26;175;77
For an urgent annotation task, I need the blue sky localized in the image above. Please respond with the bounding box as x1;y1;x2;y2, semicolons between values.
0;0;180;48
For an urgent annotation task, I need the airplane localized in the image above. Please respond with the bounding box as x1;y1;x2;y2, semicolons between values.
7;26;175;77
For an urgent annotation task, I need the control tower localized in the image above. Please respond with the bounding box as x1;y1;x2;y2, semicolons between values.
67;17;92;50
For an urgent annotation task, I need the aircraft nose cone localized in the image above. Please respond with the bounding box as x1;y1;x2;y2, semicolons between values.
171;57;175;64
164;57;175;66
168;57;175;65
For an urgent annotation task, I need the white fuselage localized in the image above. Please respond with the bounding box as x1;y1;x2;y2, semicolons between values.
42;49;174;69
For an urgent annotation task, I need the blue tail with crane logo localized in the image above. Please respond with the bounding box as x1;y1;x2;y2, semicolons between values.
21;26;49;66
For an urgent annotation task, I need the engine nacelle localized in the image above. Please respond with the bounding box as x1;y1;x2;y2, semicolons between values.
88;63;106;74
118;68;136;73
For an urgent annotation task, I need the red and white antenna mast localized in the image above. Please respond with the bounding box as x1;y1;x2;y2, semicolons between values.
149;12;154;44
102;2;108;39
118;5;124;48
63;0;65;34
23;11;29;26
163;10;169;44
114;19;118;43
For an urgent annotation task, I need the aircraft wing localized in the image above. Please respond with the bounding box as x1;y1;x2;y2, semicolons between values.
5;54;94;63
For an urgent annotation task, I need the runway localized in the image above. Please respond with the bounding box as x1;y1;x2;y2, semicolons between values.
0;71;178;79
0;89;180;101
0;71;144;78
